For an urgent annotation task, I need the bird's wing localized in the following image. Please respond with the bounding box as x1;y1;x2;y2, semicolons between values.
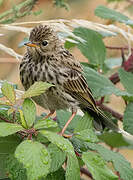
60;50;98;112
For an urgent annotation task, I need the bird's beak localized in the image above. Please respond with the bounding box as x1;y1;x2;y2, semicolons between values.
24;42;39;48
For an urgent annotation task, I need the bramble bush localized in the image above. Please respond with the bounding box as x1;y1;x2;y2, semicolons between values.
1;2;133;180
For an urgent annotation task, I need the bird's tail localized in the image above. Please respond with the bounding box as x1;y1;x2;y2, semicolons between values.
84;107;133;142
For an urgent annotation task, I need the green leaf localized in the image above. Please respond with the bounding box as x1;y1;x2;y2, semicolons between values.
74;27;106;67
123;102;133;135
44;168;65;180
64;39;77;49
40;130;75;155
54;0;69;10
0;123;24;137
5;155;27;180
74;112;93;132
34;119;58;130
18;109;28;129
0;135;21;154
75;129;99;143
95;5;133;26
88;143;133;180
1;82;16;104
74;113;98;143
15;140;51;180
0;154;8;179
33;9;43;16
99;132;130;148
82;151;118;180
22;98;36;128
66;154;80;180
119;68;133;94
47;143;66;172
83;66;123;97
22;81;54;99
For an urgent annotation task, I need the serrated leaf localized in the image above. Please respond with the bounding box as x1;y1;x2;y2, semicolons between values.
5;155;27;180
1;82;16;104
74;112;93;132
119;68;133;94
34;119;58;130
74;113;98;143
0;123;24;137
15;140;51;180
47;143;66;172
75;129;99;143
0;154;8;179
22;81;54;99
66;154;80;180
99;132;130;148
83;66;123;97
70;137;89;153
88;143;133;180
18;109;28;129
123;102;133;135
74;27;106;66
82;151;118;180
22;98;36;128
44;168;65;180
40;130;75;155
95;5;133;26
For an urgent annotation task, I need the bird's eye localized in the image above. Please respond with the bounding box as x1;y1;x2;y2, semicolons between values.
42;40;48;46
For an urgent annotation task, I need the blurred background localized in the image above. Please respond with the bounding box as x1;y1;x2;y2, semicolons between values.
0;0;133;179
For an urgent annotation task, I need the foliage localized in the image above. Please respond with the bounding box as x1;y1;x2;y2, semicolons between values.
1;2;133;180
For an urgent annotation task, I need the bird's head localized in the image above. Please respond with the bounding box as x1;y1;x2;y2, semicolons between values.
25;25;62;56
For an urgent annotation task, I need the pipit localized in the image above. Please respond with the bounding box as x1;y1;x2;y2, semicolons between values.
19;25;120;136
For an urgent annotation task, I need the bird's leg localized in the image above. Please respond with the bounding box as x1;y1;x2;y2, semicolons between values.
61;111;77;136
43;110;55;120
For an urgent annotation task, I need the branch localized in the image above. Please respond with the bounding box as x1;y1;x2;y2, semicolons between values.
0;115;11;123
109;53;133;84
80;167;93;179
0;0;38;24
97;103;123;121
106;46;133;51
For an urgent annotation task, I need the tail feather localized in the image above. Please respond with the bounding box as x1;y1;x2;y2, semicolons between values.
84;107;133;141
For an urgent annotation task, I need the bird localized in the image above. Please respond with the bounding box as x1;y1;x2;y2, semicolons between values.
19;24;132;138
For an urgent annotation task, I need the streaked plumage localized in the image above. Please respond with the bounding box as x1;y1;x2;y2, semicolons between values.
20;25;120;134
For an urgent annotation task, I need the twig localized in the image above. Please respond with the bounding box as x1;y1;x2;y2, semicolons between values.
97;103;123;121
106;46;133;51
109;53;133;84
80;167;93;179
0;0;38;24
0;116;11;123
